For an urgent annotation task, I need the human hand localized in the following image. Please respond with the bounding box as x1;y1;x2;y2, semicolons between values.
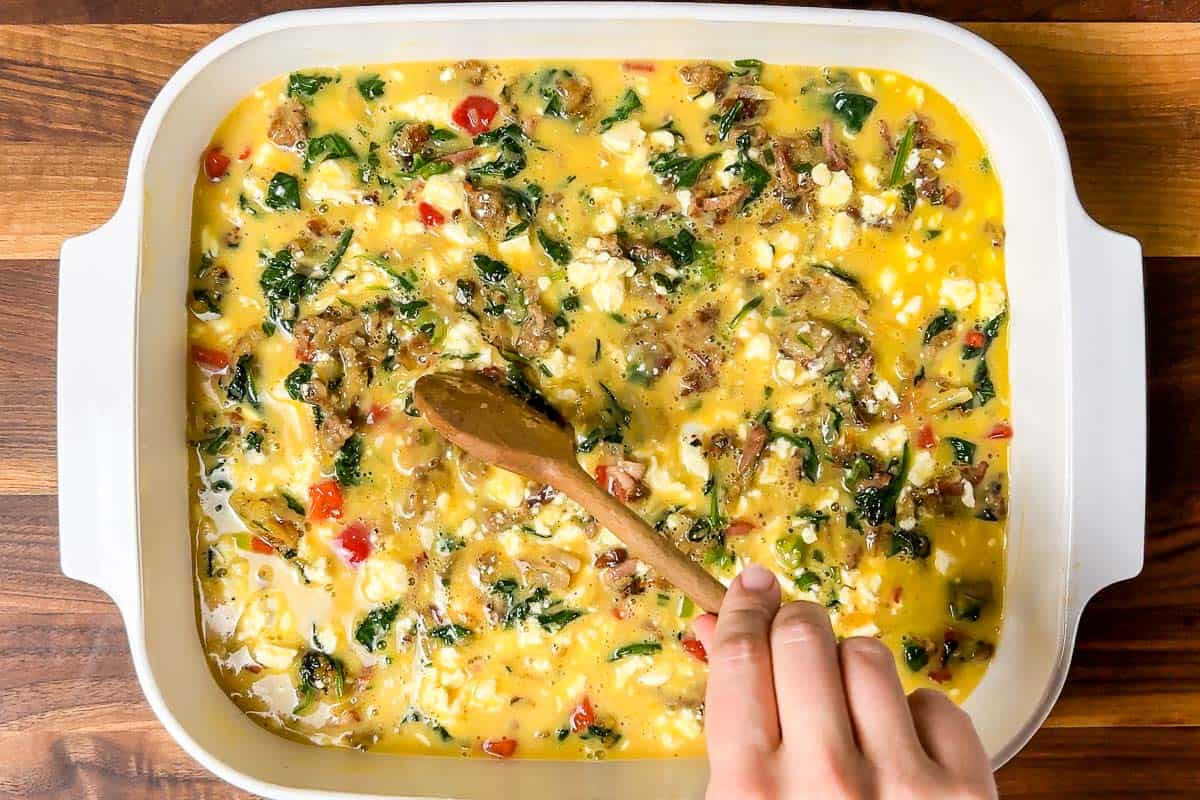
692;564;997;800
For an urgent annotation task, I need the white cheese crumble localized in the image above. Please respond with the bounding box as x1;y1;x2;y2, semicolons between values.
939;277;978;311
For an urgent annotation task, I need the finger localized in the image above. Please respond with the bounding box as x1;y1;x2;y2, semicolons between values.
769;601;856;753
692;613;717;654
705;564;783;764
908;689;992;782
839;637;925;765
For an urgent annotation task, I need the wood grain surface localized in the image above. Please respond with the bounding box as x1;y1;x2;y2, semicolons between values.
1;3;1196;798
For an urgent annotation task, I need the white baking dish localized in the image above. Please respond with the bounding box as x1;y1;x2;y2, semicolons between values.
56;3;1145;798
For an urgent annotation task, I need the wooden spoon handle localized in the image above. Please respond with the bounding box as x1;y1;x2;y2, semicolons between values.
550;462;727;614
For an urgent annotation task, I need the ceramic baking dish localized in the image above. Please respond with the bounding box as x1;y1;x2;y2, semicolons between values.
56;3;1146;798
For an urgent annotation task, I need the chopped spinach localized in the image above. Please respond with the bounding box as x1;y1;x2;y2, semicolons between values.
598;88;644;132
900;182;917;213
428;623;472;646
243;430;263;452
827;90;877;133
946;436;976;465
712;99;744;142
854;442;911;526
334;435;363;486
202;427;231;456
577;382;631;453
294;650;344;713
649;151;719;189
355;602;401;652
356;73;386;101
923;308;957;344
728;296;763;331
889;528;931;560
949;579;993;622
962;311;1006;360
284;363;312;401
265;172;301;211
474;253;511;284
303;133;355;170
731;58;764;81
537;608;584;634
287;72;334;103
725;137;771;208
794;569;821;592
609;641;662;661
226;355;260;408
469;124;530;180
396;156;453;181
536;229;571;265
889;121;917;186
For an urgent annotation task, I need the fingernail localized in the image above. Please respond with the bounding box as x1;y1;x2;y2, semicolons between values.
740;564;776;592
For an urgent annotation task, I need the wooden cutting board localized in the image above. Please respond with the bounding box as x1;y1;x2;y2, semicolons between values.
2;6;1198;799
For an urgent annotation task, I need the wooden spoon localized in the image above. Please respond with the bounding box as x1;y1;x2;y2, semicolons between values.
413;370;727;613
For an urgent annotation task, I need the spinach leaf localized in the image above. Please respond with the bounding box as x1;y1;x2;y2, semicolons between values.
287;72;334;103
655;228;700;268
854;442;911;526
889;121;917;186
972;359;996;407
821;406;843;445
294;650;344;713
577;382;632;453
649;151;719;189
728;296;763;331
243;430;263;452
303;133;355;171
201;427;231;456
946;436;976;465
924;229;943;241
726;135;770;208
265;172;301;211
923;308;957;344
609;641;662;661
402;710;454;742
598;88;643;133
356;73;385;101
760;412;819;482
962;311;1007;360
428;623;472;646
355;602;401;652
396;156;453;181
317;227;354;277
795;569;821;592
537;608;584;634
900;182;917;213
474;253;511;284
285;363;313;401
889;528;931;559
226;355;259;408
536;229;571;265
282;493;305;515
334;435;363;486
469;124;529;180
949;579;993;622
828;90;877;133
731;58;764;81
259;248;307;332
712;99;744;142
579;723;622;747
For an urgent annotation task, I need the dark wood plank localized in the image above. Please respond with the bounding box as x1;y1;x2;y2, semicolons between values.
4;0;1200;25
0;260;55;494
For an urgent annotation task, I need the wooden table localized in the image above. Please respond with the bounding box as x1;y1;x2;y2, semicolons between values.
1;2;1197;797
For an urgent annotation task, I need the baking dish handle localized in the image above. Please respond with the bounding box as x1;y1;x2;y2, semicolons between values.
1066;205;1146;622
57;204;140;618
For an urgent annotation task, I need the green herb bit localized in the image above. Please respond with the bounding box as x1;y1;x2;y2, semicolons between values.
356;73;386;101
609;641;662;661
598;88;644;132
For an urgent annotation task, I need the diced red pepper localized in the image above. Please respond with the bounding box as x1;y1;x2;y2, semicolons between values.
308;480;344;522
203;146;231;181
917;423;937;449
251;536;275;555
928;667;953;684
366;403;390;425
334;521;372;566
965;329;987;349
682;638;708;663
621;61;656;73
723;519;755;537
451;95;499;136
892;586;904;604
569;696;595;733
988;422;1013;440
190;345;230;373
595;465;622;500
611;606;630;620
418;201;446;226
238;145;252;160
482;737;517;759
